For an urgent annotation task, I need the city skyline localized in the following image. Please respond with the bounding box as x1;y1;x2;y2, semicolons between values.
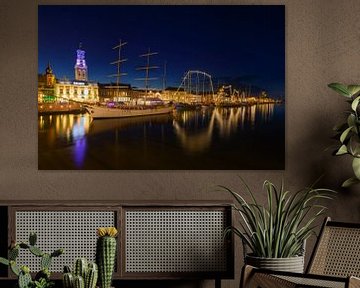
39;5;284;97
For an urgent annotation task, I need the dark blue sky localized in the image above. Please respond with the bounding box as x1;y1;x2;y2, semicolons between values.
38;5;284;97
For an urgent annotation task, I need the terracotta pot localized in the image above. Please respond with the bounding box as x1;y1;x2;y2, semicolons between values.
245;254;305;273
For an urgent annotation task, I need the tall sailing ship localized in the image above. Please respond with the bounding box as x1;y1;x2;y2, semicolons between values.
85;40;174;119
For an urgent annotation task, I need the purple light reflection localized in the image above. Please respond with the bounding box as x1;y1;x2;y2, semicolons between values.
71;116;88;168
73;137;87;168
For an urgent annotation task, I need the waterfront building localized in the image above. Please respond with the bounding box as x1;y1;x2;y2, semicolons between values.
55;80;99;103
38;44;99;115
98;83;132;103
38;63;84;113
55;44;99;103
38;62;56;103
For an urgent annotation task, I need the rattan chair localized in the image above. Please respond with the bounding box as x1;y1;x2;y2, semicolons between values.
241;217;360;288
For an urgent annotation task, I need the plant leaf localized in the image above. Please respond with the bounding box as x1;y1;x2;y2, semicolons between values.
348;135;360;157
336;145;348;155
0;257;9;266
340;127;353;143
352;157;360;179
328;83;350;97
10;261;20;276
347;85;360;97
29;232;37;246
351;96;360;111
342;177;360;188
347;114;356;128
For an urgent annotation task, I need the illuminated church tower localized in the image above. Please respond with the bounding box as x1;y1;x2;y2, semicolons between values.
45;61;55;87
74;43;88;81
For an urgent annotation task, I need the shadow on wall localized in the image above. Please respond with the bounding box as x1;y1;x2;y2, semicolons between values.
285;102;360;267
306;109;360;220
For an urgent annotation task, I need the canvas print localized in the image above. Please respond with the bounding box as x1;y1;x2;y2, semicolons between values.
38;5;285;170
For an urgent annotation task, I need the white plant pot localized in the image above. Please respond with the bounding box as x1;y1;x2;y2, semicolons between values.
245;254;305;273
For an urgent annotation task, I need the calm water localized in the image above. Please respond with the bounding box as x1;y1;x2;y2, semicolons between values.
38;104;285;169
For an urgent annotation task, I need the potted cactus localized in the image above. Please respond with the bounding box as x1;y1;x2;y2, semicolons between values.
96;227;118;288
0;232;63;288
62;258;98;288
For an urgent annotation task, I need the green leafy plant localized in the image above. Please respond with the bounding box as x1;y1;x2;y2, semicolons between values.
33;278;54;288
0;232;63;288
221;179;335;258
328;83;360;187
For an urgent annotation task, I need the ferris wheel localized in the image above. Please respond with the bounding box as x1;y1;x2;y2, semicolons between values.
175;70;214;103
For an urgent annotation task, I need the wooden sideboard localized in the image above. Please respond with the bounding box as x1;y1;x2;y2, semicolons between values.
0;201;234;288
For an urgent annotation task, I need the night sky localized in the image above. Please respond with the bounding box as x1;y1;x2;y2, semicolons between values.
38;5;284;97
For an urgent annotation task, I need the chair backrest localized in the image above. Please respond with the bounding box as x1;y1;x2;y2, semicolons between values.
307;217;360;277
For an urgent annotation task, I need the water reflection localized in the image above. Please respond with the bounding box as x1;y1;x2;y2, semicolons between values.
88;114;172;136
173;104;275;153
38;114;91;147
38;103;283;169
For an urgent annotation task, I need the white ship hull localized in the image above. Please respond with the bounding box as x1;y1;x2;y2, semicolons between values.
85;105;174;119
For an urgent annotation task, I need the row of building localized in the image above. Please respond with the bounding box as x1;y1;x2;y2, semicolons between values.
38;45;275;112
38;45;136;106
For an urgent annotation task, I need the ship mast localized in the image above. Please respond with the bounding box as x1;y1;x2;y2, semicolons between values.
162;60;167;91
108;39;128;88
135;48;159;94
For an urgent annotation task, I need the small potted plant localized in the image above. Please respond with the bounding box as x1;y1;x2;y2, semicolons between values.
96;227;118;288
221;179;335;273
62;258;98;288
0;232;63;288
328;83;360;187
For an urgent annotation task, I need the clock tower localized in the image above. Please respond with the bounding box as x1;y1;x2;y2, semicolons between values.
74;43;88;81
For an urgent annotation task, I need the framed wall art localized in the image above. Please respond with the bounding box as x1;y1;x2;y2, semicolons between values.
38;5;285;170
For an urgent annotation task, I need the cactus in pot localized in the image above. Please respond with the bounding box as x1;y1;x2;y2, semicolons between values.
73;275;85;288
96;227;118;288
85;262;98;288
74;258;88;280
62;259;98;288
19;266;32;288
62;266;74;288
0;232;63;288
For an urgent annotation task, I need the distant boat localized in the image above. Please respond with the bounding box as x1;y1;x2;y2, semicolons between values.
86;40;174;119
85;104;174;119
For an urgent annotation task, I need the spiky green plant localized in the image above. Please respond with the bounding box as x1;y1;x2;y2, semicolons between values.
96;227;118;288
73;275;85;288
19;266;32;288
62;269;74;288
328;83;360;187
221;179;335;258
85;262;98;288
0;232;63;288
62;260;98;288
74;258;88;280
